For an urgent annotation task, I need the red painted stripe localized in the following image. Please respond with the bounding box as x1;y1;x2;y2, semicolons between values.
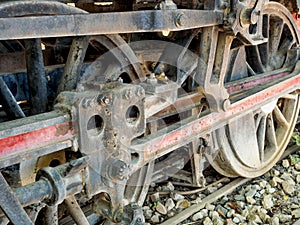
0;122;73;156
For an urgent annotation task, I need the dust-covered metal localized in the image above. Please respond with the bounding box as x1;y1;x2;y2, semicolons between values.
0;0;299;224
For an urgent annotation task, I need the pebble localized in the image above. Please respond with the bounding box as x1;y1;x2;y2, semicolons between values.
166;182;174;191
262;195;273;209
215;205;228;218
192;211;204;221
295;163;300;171
278;214;292;223
206;203;216;211
292;208;300;218
270;216;280;225
203;217;213;225
296;174;300;183
232;217;240;223
282;159;290;168
246;196;256;205
150;214;160;223
175;199;190;209
282;180;295;195
172;193;185;201
165;198;175;211
150;193;160;202
156;202;167;215
143;148;300;225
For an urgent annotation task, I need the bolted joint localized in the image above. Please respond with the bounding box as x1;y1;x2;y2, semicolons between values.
108;160;129;181
98;95;110;105
175;13;184;28
222;99;231;111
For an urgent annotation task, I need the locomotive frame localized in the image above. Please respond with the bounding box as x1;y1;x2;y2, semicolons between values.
0;0;299;224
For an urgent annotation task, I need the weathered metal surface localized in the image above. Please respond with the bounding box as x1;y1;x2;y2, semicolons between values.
25;38;48;114
64;196;90;225
0;10;223;40
0;172;33;225
132;63;300;169
0;112;72;168
0;77;25;119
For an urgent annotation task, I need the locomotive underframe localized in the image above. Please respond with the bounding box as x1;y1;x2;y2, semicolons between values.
0;0;300;224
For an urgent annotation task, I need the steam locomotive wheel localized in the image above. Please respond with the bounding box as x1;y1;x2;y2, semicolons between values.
212;2;300;178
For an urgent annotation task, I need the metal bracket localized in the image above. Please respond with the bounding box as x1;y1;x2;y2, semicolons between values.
225;0;268;45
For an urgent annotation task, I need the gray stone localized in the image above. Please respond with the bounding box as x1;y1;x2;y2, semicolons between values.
292;209;300;218
144;209;153;219
175;199;190;209
296;175;300;184
191;197;202;204
207;186;218;194
150;214;160;223
245;188;257;198
227;209;235;218
258;211;270;223
192;212;204;221
278;214;292;223
234;195;245;201
206;203;215;211
203;217;213;225
201;209;209;217
150;193;160;202
262;195;273;209
167;211;175;218
270;216;280;225
246;196;256;205
260;180;267;188
165;198;175;211
282;159;290;168
172;193;185;201
156;202;167;215
216;205;228;218
232;217;240;223
295;163;300;171
165;182;175;191
212;217;224;225
282;181;295;195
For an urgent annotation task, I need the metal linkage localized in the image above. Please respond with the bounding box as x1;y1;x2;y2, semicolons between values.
0;9;223;40
0;172;33;225
0;157;88;225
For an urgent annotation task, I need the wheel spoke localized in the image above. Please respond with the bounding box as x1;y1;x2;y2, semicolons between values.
273;105;289;128
266;114;278;150
269;18;284;60
257;115;266;162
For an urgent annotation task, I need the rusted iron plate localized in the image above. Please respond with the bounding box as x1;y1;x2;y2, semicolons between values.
0;10;223;40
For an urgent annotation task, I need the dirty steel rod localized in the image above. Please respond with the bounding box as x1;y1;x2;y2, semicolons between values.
0;172;33;225
25;38;48;115
0;77;25;119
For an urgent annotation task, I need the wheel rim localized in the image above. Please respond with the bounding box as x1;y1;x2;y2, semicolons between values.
212;2;300;178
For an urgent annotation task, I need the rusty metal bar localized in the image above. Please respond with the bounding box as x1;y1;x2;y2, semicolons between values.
64;196;90;225
25;39;48;114
0;111;73;168
57;36;89;93
0;10;223;40
0;172;33;225
0;77;25;119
